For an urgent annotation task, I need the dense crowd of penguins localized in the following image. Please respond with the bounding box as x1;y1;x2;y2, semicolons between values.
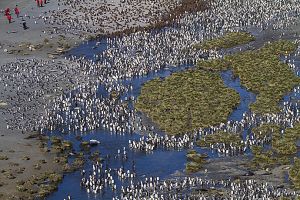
78;154;298;199
0;58;92;132
80;161;298;200
115;178;298;199
1;0;300;199
44;0;179;35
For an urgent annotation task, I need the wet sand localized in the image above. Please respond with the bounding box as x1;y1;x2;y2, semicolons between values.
0;1;62;198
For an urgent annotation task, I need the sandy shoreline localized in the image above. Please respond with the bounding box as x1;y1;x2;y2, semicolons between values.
0;0;64;198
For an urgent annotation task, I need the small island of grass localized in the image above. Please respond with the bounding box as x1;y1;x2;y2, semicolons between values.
250;123;300;170
196;131;243;148
135;70;239;135
194;32;255;50
198;40;300;114
289;158;300;190
185;150;207;173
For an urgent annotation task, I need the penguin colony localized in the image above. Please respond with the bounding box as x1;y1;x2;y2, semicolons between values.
2;0;300;199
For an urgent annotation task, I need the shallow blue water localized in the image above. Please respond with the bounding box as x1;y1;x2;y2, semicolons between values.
221;70;257;122
47;129;188;200
65;38;108;60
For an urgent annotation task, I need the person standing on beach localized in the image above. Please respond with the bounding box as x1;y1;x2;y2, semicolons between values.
14;5;20;18
5;8;10;16
6;14;12;23
40;0;43;7
22;19;28;30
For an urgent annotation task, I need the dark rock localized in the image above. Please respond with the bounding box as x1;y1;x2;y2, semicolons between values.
243;171;255;176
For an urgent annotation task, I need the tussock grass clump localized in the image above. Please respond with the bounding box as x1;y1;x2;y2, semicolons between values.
289;158;300;190
197;59;231;71
225;40;300;114
186;162;203;173
194;32;255;50
251;145;290;170
136;70;239;135
196;131;243;148
250;146;278;169
50;136;61;145
0;155;8;160
16;171;63;199
50;136;74;153
252;124;280;140
197;40;300;114
62;140;73;149
80;141;91;151
186;150;207;173
272;124;300;155
54;156;68;164
89;151;103;162
250;123;300;170
63;153;85;173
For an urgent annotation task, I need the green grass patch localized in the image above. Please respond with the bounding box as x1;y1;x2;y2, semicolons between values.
197;58;231;71
272;124;300;155
186;150;207;173
196;131;243;148
198;40;300;114
289;158;300;190
252;124;280;140
135;70;240;135
251;146;278;169
194;32;255;50
226;40;300;113
250;145;290;170
250;123;300;170
16;171;63;199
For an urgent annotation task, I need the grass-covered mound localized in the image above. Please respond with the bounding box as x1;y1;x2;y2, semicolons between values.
252;124;280;140
198;40;300;114
185;150;207;173
289;158;300;190
194;32;255;50
272;124;300;155
197;59;231;71
250;146;290;170
196;131;243;148
250;123;300;170
226;40;300;113
135;70;239;135
16;171;63;199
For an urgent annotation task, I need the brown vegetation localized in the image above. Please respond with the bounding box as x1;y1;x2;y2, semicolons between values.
110;0;210;36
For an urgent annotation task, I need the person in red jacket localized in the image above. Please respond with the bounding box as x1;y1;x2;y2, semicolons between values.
40;0;43;7
5;8;10;16
6;14;12;23
36;0;40;7
14;5;20;18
